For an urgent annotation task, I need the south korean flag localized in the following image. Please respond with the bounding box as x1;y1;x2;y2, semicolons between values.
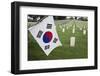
29;16;62;56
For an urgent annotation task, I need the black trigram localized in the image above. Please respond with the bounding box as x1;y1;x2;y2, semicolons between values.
47;24;52;29
37;30;43;38
45;45;50;50
53;38;58;43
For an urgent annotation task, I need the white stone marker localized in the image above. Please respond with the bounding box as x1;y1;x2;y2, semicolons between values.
83;30;86;35
72;25;75;34
62;28;65;32
70;37;75;47
80;28;82;30
72;28;75;34
66;26;68;30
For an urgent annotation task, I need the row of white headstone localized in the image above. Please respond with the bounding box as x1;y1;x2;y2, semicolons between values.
58;24;87;47
59;24;87;35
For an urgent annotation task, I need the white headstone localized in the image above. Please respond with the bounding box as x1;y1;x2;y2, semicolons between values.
72;28;75;34
62;28;65;32
80;28;82;30
70;37;75;47
83;30;86;35
66;26;68;30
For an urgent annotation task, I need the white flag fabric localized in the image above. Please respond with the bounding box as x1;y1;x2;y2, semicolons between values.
28;16;62;56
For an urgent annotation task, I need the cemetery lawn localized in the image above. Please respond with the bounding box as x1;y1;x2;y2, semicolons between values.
28;20;88;61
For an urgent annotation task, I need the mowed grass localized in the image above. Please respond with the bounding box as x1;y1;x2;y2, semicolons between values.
28;20;88;61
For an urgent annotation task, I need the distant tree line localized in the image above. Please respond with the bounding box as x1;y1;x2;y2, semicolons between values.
66;16;88;21
53;16;66;20
28;15;44;22
77;17;88;21
28;15;88;22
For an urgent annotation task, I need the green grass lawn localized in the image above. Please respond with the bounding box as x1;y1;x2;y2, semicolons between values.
28;20;88;61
